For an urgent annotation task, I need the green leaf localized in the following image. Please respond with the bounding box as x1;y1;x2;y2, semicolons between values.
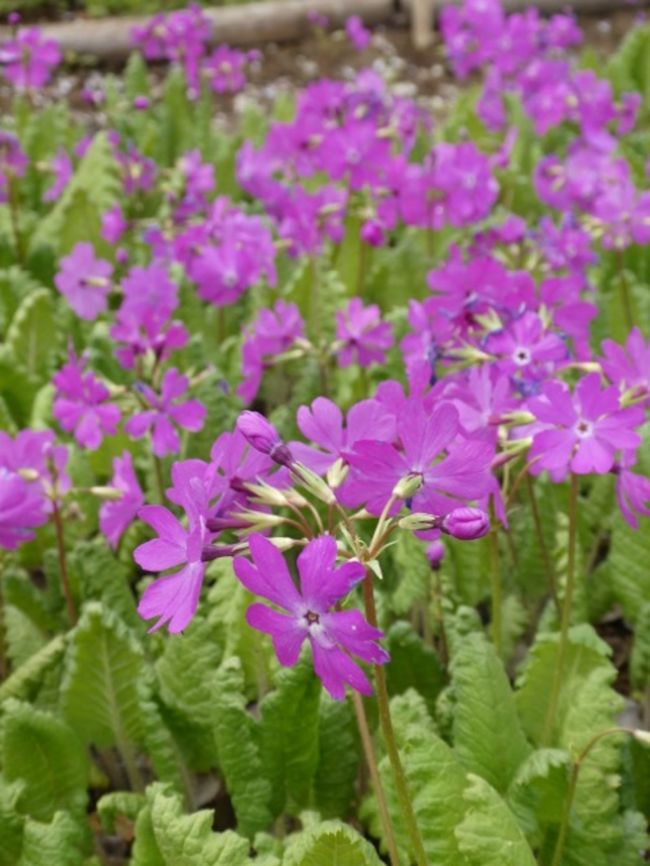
212;657;272;838
131;784;251;866
312;695;359;820
388;531;431;615
259;654;322;817
385;621;445;716
2;700;89;822
31;132;120;256
67;539;141;630
60;602;147;749
156;615;222;726
96;790;146;834
283;821;383;866
362;690;468;865
0;635;65;703
630;603;650;691
451;633;531;794
609;511;650;624
515;624;622;749
0;780;25;866
507;748;571;840
455;774;536;866
6;288;57;380
18;811;86;866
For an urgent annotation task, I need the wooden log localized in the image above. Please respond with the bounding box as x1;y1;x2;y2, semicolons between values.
4;0;645;62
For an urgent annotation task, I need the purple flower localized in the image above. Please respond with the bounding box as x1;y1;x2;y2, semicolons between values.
0;429;70;509
54;243;113;321
334;298;393;368
125;368;206;457
0;131;28;203
342;399;494;516
135;504;210;633
99;452;144;548
291;397;396;476
615;464;650;530
203;45;249;94
119;263;179;322
345;16;371;51
234;533;388;700
485;311;568;379
111;308;189;371
238;300;304;404
0;467;48;550
52;353;121;450
43;149;72;203
601;328;650;397
0;27;61;89
101;205;128;244
528;373;644;480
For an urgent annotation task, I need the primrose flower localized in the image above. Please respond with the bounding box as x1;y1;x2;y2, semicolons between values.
334;298;393;368
0;468;48;550
43;149;72;203
234;533;388;700
485;311;568;379
101;205;128;244
52;353;121;450
54;243;113;321
125;368;206;457
0;27;61;89
345;16;371;51
99;452;144;548
0;131;27;202
601;328;650;397
135;504;212;633
237;411;293;467
291;397;396;476
204;45;249;94
528;373;644;480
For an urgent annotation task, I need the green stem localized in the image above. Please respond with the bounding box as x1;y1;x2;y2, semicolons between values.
116;734;145;793
51;499;77;627
542;474;579;747
153;453;166;504
363;573;428;866
350;690;401;866
526;474;560;618
616;249;634;334
550;727;629;866
488;520;502;656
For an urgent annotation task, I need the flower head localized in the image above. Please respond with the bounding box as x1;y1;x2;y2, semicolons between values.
100;452;144;548
0;27;61;89
234;533;388;699
54;243;113;321
334;298;393;368
52;352;121;450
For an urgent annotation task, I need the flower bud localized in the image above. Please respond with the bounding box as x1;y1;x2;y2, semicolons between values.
205;515;250;533
398;513;441;532
89;485;124;501
201;544;242;562
361;219;385;247
326;457;349;490
392;472;424;500
441;507;490;541
426;540;445;569
292;463;336;505
17;467;39;482
633;730;650;748
237;411;294;467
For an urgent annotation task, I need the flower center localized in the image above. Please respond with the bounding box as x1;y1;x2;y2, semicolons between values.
513;346;532;366
574;419;593;438
304;610;320;626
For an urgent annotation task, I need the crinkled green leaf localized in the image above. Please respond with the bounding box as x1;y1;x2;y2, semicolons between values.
18;811;86;866
455;774;536;866
452;633;531;794
385;621;445;716
507;748;571;840
283;820;383;866
312;695;359;820
6;288;57;380
2;700;89;822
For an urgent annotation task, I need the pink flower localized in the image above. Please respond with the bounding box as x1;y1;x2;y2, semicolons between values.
0;27;61;89
528;373;644;480
0;131;28;203
54;243;113;321
0;467;48;550
43;149;72;203
101;205;128;244
615;465;650;530
125;368;206;457
601;327;650;396
238;300;304;404
334;298;393;368
135;504;210;633
100;452;144;548
203;45;249;94
234;533;388;700
291;397;396;476
345;16;371;51
52;353;121;451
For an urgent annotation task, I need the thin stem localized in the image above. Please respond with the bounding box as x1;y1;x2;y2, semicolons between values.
117;733;145;793
51;499;77;626
542;474;579;747
526;474;561;618
616;249;634;334
7;177;25;264
350;690;401;866
488;507;502;656
550;727;629;866
152;453;166;504
363;572;428;866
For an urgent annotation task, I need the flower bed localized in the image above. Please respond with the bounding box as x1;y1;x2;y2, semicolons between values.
1;2;650;864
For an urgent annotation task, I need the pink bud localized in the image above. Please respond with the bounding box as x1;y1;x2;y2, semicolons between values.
426;540;445;569
441;507;489;541
237;411;293;467
361;219;385;247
